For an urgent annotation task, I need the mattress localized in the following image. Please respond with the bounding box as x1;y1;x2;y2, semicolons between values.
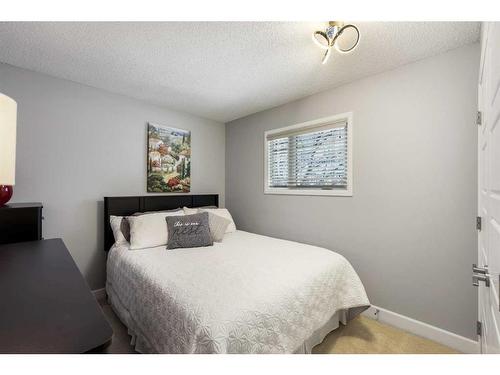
106;230;369;353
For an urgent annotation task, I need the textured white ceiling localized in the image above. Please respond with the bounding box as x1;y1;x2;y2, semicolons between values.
0;22;480;122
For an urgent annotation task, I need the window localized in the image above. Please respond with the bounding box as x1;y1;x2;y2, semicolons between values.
264;113;352;196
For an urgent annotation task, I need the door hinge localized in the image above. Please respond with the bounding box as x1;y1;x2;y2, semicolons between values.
477;111;482;125
477;216;482;231
477;321;482;336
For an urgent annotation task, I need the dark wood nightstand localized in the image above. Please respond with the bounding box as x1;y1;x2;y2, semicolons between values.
0;202;43;245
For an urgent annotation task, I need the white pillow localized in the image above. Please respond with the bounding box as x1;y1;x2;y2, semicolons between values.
198;208;236;233
183;206;199;215
128;211;184;250
110;215;129;245
183;206;218;215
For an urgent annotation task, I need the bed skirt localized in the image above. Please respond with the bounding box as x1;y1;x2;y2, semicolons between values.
107;283;157;353
107;282;355;354
293;311;343;353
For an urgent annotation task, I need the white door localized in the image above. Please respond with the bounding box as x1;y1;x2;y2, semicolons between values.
477;22;500;354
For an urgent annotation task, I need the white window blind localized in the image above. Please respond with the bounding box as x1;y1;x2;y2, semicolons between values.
266;121;348;189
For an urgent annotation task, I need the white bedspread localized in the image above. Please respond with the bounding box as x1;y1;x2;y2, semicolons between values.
106;230;369;353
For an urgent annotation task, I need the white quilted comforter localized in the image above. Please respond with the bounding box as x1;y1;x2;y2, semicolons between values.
106;230;369;353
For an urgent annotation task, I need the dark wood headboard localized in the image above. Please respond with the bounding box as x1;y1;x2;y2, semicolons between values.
103;194;219;251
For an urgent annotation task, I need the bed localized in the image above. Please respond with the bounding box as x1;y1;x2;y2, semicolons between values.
104;195;370;353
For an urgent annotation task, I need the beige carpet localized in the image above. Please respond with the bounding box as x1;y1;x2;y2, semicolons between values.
312;315;459;354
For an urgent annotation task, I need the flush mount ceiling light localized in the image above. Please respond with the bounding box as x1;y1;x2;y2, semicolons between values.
312;21;360;64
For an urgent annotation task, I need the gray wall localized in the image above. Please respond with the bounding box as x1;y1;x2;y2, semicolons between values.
0;63;226;290
226;44;479;339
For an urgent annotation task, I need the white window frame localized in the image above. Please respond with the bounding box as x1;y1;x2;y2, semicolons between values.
264;112;353;197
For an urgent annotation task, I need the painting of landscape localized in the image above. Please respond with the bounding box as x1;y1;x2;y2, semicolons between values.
147;123;191;193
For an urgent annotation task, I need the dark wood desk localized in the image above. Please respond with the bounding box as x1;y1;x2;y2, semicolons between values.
0;239;113;353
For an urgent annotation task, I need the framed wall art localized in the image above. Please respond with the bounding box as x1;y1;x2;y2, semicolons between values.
147;123;191;193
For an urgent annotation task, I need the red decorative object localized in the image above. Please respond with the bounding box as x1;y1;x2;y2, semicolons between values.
0;185;13;206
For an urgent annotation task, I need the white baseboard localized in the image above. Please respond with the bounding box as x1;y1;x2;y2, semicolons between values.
362;305;479;354
92;288;106;301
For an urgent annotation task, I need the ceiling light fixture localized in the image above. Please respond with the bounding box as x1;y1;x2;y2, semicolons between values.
312;21;360;64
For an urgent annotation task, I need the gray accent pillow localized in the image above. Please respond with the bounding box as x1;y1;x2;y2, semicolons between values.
165;212;213;249
207;212;231;242
120;217;131;242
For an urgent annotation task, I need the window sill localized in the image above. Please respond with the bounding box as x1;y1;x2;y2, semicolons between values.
264;188;352;197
